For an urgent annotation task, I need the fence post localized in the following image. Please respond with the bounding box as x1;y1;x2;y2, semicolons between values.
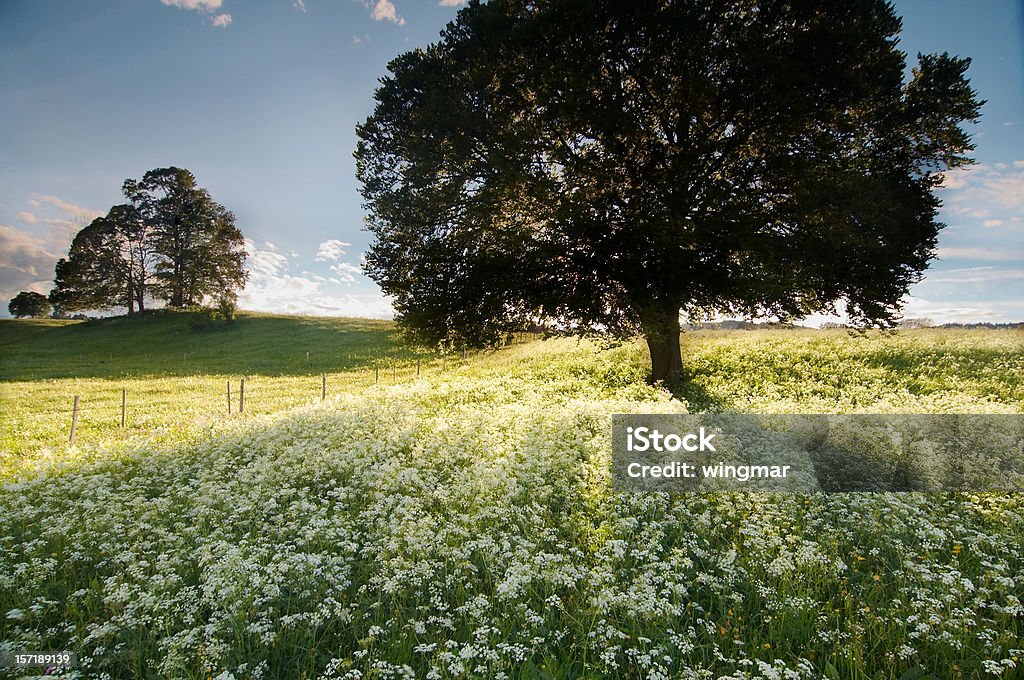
322;372;327;401
240;377;245;413
121;388;126;428
70;395;79;444
227;381;232;414
306;351;310;365
375;365;379;384
462;347;467;360
417;358;420;376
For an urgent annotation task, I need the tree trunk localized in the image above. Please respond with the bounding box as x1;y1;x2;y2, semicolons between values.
126;270;135;315
640;301;683;385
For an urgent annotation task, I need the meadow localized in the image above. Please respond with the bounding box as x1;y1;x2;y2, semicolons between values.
1;313;1022;679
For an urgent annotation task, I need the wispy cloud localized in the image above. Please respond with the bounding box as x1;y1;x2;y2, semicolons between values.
160;0;232;28
33;195;103;221
438;0;467;5
239;240;390;317
161;0;222;9
16;211;38;224
900;294;1021;323
922;268;1024;284
329;262;362;284
942;163;1024;209
314;239;351;261
935;247;1022;262
0;225;59;305
370;0;405;26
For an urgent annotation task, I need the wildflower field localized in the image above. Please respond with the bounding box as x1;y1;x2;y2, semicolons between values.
1;314;1022;679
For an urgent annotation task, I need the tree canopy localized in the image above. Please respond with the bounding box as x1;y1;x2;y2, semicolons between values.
51;167;248;316
355;0;982;383
8;291;51;318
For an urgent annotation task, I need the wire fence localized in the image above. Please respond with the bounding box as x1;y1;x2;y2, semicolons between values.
6;332;545;448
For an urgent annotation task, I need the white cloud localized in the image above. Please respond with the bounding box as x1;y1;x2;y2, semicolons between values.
294;0;307;11
0;225;55;277
16;211;38;224
439;0;467;5
34;195;103;221
370;0;405;26
0;225;59;307
315;239;351;261
981;174;1024;209
329;262;362;284
160;0;222;10
160;0;232;27
921;268;1024;284
982;219;1004;227
942;164;1024;209
239;240;391;317
939;167;973;189
935;247;1022;262
899;294;1024;324
245;239;289;277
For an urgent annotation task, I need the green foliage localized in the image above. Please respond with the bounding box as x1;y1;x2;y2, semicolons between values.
7;291;51;318
50;167;248;314
356;0;984;382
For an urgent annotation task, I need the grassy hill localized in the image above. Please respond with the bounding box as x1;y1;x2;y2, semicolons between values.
0;310;412;380
1;313;1023;678
2;312;1022;468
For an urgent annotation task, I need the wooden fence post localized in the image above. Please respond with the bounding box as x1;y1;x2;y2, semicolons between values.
322;372;327;401
121;388;126;428
306;351;310;365
227;381;232;414
417;358;421;376
240;377;245;413
70;395;79;444
375;365;379;384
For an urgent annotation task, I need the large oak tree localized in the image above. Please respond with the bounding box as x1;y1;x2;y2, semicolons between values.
356;0;982;383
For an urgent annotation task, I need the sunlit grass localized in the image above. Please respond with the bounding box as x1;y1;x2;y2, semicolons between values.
1;315;1022;678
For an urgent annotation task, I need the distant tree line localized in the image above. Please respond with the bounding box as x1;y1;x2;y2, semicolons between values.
48;167;248;317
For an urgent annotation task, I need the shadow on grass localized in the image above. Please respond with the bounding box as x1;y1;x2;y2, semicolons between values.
659;370;731;413
0;310;428;381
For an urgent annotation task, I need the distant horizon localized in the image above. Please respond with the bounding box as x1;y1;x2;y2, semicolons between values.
5;305;1022;331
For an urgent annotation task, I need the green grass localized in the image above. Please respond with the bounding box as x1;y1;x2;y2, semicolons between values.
0;311;467;467
1;313;1022;679
0;310;417;380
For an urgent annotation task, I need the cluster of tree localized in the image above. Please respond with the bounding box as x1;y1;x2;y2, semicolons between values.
49;167;248;317
936;322;1023;330
7;291;51;318
355;0;982;383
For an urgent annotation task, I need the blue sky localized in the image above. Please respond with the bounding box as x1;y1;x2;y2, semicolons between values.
1;0;1021;323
